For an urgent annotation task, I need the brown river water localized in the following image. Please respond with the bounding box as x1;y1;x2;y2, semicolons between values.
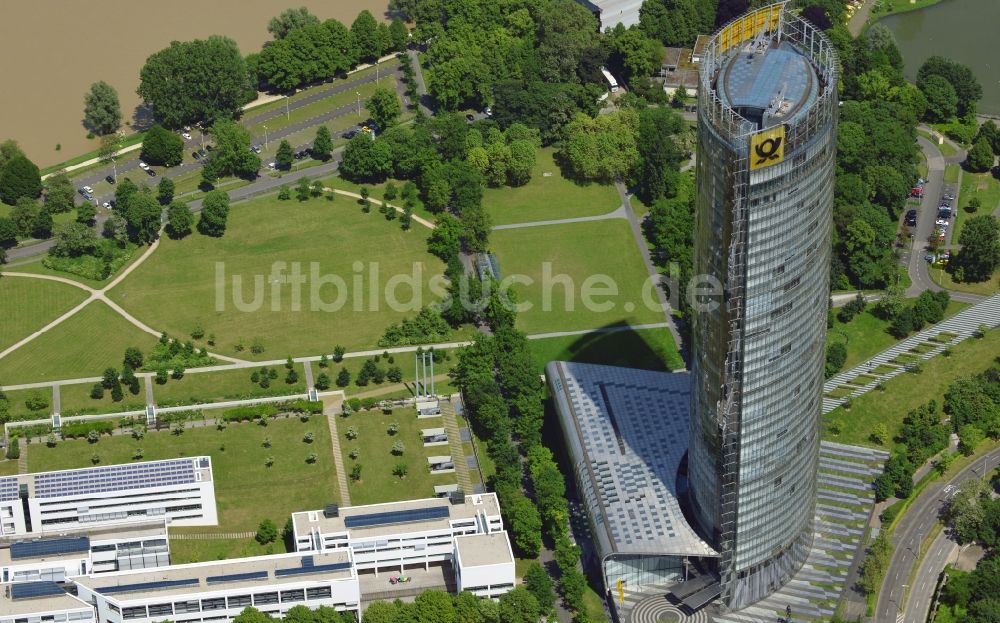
0;1;389;168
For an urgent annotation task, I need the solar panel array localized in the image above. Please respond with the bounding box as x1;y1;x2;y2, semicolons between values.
343;505;450;529
10;581;65;601
205;571;268;585
96;578;199;595
0;476;17;502
33;459;196;499
10;537;91;560
274;562;351;577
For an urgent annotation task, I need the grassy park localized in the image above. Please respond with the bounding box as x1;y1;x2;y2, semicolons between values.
823;327;1000;447
339;407;452;506
151;364;308;406
929;266;1000;296
0;277;88;352
483;148;621;226
59;382;146;416
107;192;448;359
527;327;684;373
28;416;338;545
490;220;663;334
955;170;1000;235
0;301;158;385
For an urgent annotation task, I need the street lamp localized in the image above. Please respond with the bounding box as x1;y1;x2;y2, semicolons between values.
286;97;290;121
356;91;361;117
263;124;269;149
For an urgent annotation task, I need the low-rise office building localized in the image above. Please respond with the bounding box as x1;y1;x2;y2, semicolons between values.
0;458;217;537
1;521;171;583
292;494;514;597
74;550;360;623
0;582;96;623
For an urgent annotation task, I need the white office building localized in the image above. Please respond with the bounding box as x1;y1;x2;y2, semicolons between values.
1;521;171;583
0;457;218;537
292;494;515;597
0;582;96;623
74;550;360;623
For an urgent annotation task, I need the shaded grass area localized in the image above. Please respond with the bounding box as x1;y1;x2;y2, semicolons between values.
944;163;960;183
929;265;1000;296
490;220;663;334
824;328;1000;446
60;382;145;416
955;170;1000;236
28;416;338;543
107;192;448;360
340;407;454;506
482;148;620;226
1;388;53;421
151;364;308;406
527;327;683;373
0;301;159;385
0;277;88;352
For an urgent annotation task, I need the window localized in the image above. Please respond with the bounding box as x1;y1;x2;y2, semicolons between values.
774;477;783;488
306;587;332;600
228;595;252;609
281;590;305;603
173;601;200;614
254;592;279;606
147;604;172;617
122;607;147;620
773;264;785;276
202;598;226;611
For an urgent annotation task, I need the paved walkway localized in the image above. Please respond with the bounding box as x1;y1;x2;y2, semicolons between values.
323;395;352;506
303;361;315;391
440;400;472;493
169;531;255;540
492;205;625;230
525;322;671;340
847;0;875;36
17;438;27;474
822;292;1000;413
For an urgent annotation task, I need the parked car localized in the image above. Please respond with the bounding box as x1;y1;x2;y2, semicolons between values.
138;161;149;171
79;190;93;201
268;161;277;170
102;201;111;209
181;132;192;140
146;168;157;177
343;130;357;139
935;218;950;227
251;145;262;154
105;175;115;185
82;185;93;193
197;149;207;158
192;151;201;160
465;113;475;121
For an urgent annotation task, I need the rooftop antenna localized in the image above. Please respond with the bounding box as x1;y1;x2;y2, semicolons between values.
763;81;787;124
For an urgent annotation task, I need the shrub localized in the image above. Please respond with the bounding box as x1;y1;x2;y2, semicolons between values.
90;384;105;399
256;519;278;544
265;456;275;467
349;448;359;460
391;441;405;455
132;448;144;460
87;430;100;444
222;404;279;422
5;442;19;460
393;463;409;477
90;453;100;464
303;432;315;443
350;464;363;481
346;426;358;440
387;422;399;435
306;453;317;464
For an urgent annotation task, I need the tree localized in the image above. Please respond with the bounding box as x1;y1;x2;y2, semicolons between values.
296;177;311;201
825;342;847;378
315;373;331;391
871;423;890;446
966;138;995;173
44;172;76;214
947;477;990;543
392;463;408;477
198;190;230;237
0;217;17;248
83;81;122;135
959;424;985;456
499;587;540;623
919;74;958;122
414;590;456;623
351;11;382;61
76;202;96;225
917;56;982;117
366;87;402;130
336;368;351;387
206;120;260;179
138;36;255;128
312;125;333;161
123;347;144;370
507;495;542;557
157;178;175;206
268;7;320;39
276;140;294;171
953;215;1000;282
125;193;162;244
523;562;557;615
389;18;409;52
166;201;193;238
507;140;536;187
0;154;42;205
31;209;53;239
141;125;184;167
256;518;278;544
340;134;393;182
115;178;139;212
10;198;38;237
975;120;1000;155
562;110;639;183
636;106;685;202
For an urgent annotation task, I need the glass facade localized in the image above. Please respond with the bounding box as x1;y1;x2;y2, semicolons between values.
688;3;839;610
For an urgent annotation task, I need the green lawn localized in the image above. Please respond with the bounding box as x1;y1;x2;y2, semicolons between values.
528;327;684;373
944;164;960;184
59;382;146;416
331;350;459;396
151;364;308;407
2;388;54;421
28;416;339;540
482;148;621;226
340;407;454;505
0;461;18;476
0;301;159;385
826;300;968;372
107;192;449;360
824;327;1000;447
0;277;88;352
490;220;664;334
955;170;1000;236
929;266;1000;296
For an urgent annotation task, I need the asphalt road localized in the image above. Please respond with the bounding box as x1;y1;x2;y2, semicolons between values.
5;62;402;263
906;532;955;623
875;448;1000;623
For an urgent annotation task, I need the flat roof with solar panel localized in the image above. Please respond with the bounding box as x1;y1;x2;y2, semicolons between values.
9;536;90;560
1;581;93;616
26;457;211;499
74;549;353;600
293;493;501;539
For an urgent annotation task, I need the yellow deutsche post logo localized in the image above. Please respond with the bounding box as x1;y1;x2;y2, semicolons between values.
749;125;785;170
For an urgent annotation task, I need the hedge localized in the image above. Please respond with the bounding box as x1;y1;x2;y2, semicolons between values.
60;420;115;439
278;400;323;415
221;405;279;422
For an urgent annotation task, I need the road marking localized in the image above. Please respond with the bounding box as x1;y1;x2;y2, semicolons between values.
897;613;905;623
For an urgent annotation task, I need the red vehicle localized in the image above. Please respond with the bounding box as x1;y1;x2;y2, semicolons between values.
910;187;924;198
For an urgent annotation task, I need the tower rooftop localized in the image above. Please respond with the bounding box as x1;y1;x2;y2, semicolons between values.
718;41;818;129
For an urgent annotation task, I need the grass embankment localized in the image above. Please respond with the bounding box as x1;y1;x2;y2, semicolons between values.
955;170;1000;236
0;277;88;352
944;163;960;184
0;301;159;385
528;327;683;373
339;407;456;505
28;416;338;562
107;192;448;360
482;148;621;226
929;266;1000;297
824;328;1000;447
490;220;663;335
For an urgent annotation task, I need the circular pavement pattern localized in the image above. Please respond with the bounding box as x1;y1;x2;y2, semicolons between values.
630;595;711;623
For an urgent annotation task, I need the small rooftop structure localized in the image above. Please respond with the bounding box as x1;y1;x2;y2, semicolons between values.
0;581;94;617
662;47;684;71
574;0;643;30
454;533;514;568
718;40;819;129
692;34;711;63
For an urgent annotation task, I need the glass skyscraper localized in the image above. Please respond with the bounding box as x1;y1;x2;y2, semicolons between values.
687;3;839;609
